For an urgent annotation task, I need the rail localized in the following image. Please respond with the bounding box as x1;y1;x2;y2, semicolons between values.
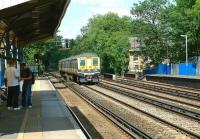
48;72;92;139
101;80;200;109
87;85;200;139
106;78;200;101
98;82;200;121
49;72;154;139
70;83;154;139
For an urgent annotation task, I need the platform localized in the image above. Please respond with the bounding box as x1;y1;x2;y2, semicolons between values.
0;79;87;139
145;74;200;89
146;74;200;79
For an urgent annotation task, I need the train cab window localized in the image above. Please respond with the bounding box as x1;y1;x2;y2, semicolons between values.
80;59;85;66
93;58;98;66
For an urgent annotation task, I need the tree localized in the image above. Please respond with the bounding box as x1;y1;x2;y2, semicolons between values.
24;35;69;72
131;0;173;64
130;0;200;64
166;0;200;62
71;13;132;74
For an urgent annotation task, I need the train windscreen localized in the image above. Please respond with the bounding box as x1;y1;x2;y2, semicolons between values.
80;59;85;66
93;58;98;66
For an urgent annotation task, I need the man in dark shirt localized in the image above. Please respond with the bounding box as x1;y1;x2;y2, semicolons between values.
20;62;33;108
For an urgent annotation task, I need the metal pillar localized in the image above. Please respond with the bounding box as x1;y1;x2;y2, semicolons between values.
5;31;11;58
18;47;24;63
197;56;200;76
12;37;17;59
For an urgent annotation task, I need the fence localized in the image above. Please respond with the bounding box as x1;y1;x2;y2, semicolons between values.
144;63;198;76
144;64;171;75
178;63;196;75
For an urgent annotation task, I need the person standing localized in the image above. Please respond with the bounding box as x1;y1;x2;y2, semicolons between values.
4;59;20;110
20;62;33;108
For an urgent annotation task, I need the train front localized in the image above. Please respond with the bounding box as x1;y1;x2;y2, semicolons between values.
77;55;100;83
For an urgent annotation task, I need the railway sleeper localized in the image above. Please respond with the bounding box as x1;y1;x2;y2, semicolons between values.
99;83;200;121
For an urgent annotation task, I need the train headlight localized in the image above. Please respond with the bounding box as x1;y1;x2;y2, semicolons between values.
77;70;83;73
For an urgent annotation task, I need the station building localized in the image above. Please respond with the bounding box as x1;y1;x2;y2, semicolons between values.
0;1;89;139
0;0;71;85
128;37;145;73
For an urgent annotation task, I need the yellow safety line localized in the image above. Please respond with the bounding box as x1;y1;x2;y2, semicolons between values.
18;109;29;139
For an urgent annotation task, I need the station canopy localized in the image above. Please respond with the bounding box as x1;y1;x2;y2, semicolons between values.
0;0;70;46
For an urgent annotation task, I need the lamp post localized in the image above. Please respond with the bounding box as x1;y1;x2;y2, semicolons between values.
180;34;188;65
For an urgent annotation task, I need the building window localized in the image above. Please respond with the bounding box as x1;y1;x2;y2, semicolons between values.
134;65;139;69
133;57;138;61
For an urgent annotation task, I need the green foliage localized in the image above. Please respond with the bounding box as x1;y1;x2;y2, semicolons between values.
176;0;196;8
23;0;200;73
23;46;37;65
130;0;200;64
70;13;132;74
167;0;200;61
131;0;172;64
23;35;69;72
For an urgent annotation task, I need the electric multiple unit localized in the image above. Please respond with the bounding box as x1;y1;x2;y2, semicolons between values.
59;53;100;83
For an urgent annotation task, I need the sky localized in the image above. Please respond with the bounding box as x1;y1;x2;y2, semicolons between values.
0;0;30;10
58;0;142;39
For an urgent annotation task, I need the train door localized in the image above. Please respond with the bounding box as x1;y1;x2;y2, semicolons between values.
86;57;92;70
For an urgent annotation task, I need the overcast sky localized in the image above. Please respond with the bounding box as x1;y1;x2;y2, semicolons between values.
58;0;142;39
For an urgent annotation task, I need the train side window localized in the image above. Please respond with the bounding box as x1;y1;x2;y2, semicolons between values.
80;59;85;66
93;58;98;66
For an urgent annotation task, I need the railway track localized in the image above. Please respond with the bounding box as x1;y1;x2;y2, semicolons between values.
101;80;200;110
85;85;200;139
70;83;154;139
105;78;200;101
48;72;152;139
140;79;200;91
48;72;200;138
97;82;200;121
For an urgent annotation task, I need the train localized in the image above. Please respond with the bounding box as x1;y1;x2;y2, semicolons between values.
59;53;100;83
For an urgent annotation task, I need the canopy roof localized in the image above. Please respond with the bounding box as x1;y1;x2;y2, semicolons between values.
0;0;70;45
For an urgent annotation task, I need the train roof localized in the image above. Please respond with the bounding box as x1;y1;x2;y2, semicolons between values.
59;53;98;62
